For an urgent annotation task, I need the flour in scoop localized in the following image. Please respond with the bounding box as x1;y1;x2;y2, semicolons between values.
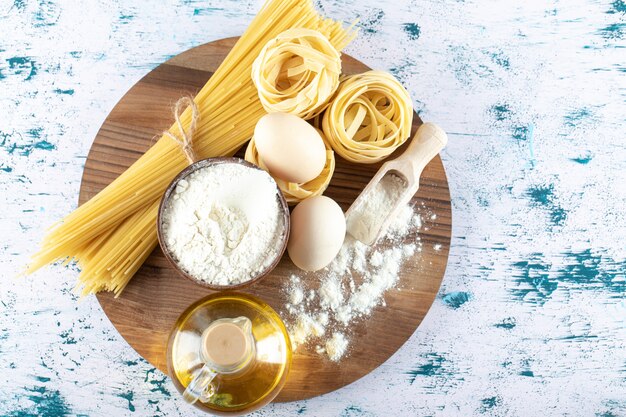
162;163;285;286
347;173;407;243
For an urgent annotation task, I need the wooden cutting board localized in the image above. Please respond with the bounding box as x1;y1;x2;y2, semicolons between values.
79;37;451;402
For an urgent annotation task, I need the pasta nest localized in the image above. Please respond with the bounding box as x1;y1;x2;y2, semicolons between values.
245;128;335;205
322;70;413;164
252;28;342;119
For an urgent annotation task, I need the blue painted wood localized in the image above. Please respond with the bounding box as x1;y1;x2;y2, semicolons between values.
1;0;625;415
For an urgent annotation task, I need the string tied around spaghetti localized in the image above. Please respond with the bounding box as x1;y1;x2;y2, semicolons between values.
163;96;199;164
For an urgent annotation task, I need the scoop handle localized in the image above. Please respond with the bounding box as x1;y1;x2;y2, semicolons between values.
396;122;448;184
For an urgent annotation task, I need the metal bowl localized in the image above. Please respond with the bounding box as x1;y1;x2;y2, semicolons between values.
157;157;290;291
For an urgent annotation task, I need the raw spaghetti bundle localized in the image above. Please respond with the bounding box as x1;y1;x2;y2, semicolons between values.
245;127;335;204
252;28;342;119
26;0;357;296
322;70;413;163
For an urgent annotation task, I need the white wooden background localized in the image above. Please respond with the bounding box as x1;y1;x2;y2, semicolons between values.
1;0;625;416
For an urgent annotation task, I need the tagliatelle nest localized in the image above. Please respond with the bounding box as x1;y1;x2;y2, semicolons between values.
252;28;342;119
245;128;335;205
321;70;413;164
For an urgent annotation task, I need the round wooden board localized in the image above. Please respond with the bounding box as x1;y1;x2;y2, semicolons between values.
79;37;451;402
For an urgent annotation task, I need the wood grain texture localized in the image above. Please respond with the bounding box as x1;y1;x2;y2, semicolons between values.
78;37;451;402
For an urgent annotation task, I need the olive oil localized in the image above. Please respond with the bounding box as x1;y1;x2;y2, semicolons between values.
167;292;291;415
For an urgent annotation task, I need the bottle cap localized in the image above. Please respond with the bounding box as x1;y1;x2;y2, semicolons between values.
200;317;254;373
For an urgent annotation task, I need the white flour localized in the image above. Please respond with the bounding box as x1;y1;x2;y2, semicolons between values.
284;202;422;361
162;163;285;286
346;173;407;243
325;332;348;362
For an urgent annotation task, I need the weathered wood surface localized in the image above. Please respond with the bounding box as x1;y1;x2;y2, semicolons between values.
2;1;625;416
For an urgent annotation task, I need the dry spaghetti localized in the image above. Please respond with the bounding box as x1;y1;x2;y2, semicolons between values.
27;0;357;297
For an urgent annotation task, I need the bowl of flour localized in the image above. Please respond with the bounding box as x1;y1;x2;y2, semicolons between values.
157;157;290;290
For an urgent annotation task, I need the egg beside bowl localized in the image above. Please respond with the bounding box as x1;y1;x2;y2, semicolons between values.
288;196;346;271
254;112;327;184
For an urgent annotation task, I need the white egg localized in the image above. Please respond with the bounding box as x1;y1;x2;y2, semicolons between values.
287;196;346;271
254;112;326;184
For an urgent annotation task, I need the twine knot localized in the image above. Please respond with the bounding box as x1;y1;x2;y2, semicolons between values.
163;96;199;164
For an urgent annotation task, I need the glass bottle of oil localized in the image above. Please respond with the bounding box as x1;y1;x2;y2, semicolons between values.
167;292;292;415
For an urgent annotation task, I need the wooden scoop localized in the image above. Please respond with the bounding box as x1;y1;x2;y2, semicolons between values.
345;122;448;245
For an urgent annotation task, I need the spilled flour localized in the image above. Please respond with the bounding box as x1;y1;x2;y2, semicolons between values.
284;203;423;361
